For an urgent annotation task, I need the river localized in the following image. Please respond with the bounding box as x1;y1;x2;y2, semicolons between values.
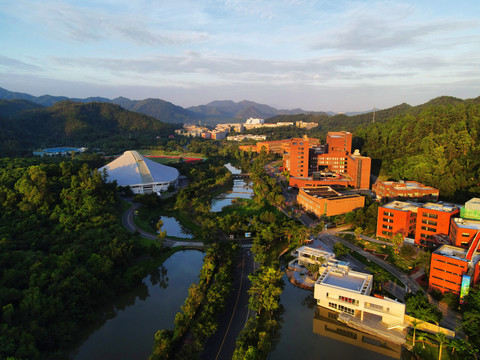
269;275;406;360
71;250;204;360
210;163;254;212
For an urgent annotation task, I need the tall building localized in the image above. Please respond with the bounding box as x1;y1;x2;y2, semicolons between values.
282;132;371;190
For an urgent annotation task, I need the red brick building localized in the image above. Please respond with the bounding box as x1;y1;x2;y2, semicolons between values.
415;203;460;246
376;201;419;239
297;186;365;217
372;180;439;201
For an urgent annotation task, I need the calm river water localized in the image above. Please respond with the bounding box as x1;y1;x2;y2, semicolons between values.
210;163;254;212
71;250;204;360
269;275;406;360
159;215;193;238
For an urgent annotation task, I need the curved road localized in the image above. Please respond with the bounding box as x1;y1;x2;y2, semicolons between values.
121;202;204;248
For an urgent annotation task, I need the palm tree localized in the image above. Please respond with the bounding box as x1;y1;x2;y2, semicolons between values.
410;319;423;346
417;333;427;349
436;332;447;360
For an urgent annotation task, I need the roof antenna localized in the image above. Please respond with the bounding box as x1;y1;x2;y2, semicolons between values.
372;107;376;123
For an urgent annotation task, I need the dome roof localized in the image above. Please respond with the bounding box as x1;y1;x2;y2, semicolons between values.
100;151;179;186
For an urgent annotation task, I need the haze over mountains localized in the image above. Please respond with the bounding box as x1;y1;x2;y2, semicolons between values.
0;87;331;124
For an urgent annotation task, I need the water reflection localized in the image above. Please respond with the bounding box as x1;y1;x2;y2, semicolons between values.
210;163;254;212
269;275;403;360
158;216;193;238
72;250;204;360
313;307;403;360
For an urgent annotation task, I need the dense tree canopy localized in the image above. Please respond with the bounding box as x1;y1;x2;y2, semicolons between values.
356;99;480;200
0;158;138;359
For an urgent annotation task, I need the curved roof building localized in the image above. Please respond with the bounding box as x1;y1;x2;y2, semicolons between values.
100;150;179;194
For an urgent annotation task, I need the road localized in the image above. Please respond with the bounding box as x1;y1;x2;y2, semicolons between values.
320;232;424;295
121;201;204;248
202;247;255;360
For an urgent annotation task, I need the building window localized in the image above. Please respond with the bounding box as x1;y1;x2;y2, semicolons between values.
382;224;393;230
383;211;394;217
422;219;437;226
421;226;437;232
462;233;471;237
424;213;438;219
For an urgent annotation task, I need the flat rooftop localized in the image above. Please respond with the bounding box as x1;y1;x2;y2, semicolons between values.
465;198;480;211
434;245;469;261
382;200;421;212
422;202;458;213
321;269;369;293
453;217;480;230
302;187;362;200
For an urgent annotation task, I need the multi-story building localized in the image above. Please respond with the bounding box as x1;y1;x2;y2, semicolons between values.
372;180;439;201
281;132;371;190
297;186;365;218
292;246;406;328
376;201;419;240
460;198;480;221
415;203;460;246
429;242;480;296
449;218;480;249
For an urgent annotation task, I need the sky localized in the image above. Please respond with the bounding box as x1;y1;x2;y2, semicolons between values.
0;0;479;112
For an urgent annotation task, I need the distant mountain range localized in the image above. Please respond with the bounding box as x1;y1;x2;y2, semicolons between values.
0;87;334;125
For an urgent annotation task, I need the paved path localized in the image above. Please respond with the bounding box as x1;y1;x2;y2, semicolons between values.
202;248;255;360
121;201;204;248
320;233;424;295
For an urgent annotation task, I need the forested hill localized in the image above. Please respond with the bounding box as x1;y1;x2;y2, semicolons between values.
355;96;480;200
0;100;174;156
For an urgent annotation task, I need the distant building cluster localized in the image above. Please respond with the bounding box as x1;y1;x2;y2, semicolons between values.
33;147;87;156
174;125;228;140
226;134;267;141
241;131;371;190
376;197;480;297
175;117;317;140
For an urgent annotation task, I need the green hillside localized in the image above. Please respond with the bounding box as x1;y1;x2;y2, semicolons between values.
355;97;480;200
0;100;174;156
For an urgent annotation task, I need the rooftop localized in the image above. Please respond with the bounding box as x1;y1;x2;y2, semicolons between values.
422;202;458;213
319;268;371;294
465;198;480;211
382;200;421;212
453;218;480;230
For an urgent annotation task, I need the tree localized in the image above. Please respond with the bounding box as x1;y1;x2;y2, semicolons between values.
391;233;404;254
417;333;427;349
354;227;363;241
410;319;423;346
333;242;350;257
436;332;447;360
156;219;167;246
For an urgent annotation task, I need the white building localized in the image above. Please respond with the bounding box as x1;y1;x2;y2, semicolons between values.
293;246;405;328
100;150;179;195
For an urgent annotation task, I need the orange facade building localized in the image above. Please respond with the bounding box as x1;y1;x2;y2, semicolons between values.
372;180;439;201
414;203;460;246
449;218;480;249
281;132;371;190
376;201;418;239
297;187;365;218
429;245;480;295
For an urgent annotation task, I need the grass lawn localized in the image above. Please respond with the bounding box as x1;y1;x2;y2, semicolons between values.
406;331;460;360
137;149;204;158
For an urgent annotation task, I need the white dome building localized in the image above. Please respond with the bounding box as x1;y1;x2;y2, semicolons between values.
100;150;179;194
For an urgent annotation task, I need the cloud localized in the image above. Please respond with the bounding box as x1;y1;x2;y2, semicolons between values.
4;0;210;45
310;2;478;52
0;56;42;71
